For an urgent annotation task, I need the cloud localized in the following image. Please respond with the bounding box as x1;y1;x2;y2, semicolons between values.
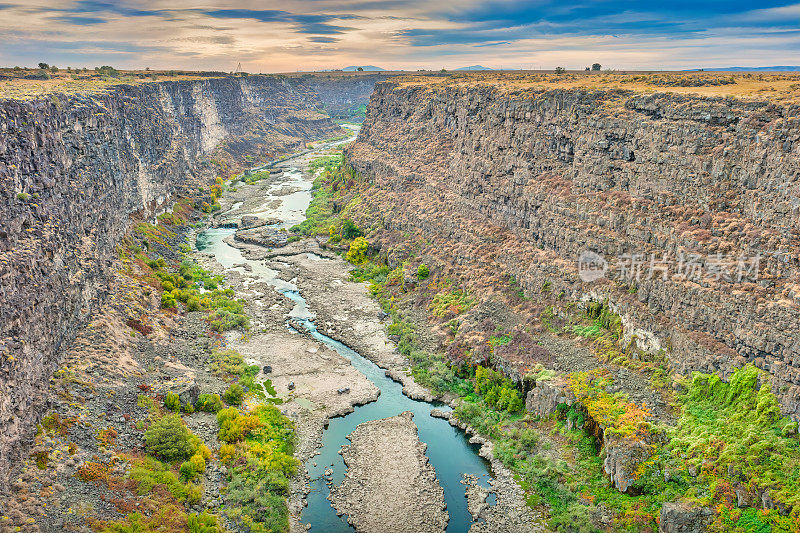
308;36;340;43
202;9;288;23
200;10;360;35
169;35;236;45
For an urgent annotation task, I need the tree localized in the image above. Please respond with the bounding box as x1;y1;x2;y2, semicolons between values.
356;66;364;71
340;219;362;239
592;63;601;71
50;65;58;73
144;414;197;461
38;62;49;70
554;67;565;75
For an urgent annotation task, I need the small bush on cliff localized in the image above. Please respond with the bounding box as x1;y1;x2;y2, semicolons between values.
217;407;261;443
144;414;198;461
340;219;362;239
429;289;475;317
474;366;524;413
350;261;390;283
180;460;197;481
196;393;224;413
164;392;181;412
211;349;247;376
417;263;430;280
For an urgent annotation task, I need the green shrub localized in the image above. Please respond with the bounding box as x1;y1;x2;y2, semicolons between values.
417;263;430;280
188;511;224;532
16;192;30;201
223;384;245;406
186;483;202;505
129;457;188;499
211;349;246;376
429;289;475;317
187;296;202;311
341;219;362;239
474;366;524;413
180;460;197;481
196;393;223;413
164;392;181;413
144;414;197;461
350;262;390;283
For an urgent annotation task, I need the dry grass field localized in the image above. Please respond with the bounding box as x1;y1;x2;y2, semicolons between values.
394;70;800;103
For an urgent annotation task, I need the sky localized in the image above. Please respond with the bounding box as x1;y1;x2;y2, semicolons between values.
0;1;798;72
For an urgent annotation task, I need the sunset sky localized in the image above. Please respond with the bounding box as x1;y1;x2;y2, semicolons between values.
0;1;798;72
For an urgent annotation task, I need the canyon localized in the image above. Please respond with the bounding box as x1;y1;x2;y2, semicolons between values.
1;70;800;532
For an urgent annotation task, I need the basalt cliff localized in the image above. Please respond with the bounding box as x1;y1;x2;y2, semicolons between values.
0;74;376;486
346;77;800;417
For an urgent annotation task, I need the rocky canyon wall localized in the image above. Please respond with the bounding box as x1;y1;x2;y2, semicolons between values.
0;75;357;482
346;78;800;417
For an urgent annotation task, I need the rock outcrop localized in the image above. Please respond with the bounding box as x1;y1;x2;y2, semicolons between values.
346;76;800;418
658;501;714;533
0;74;378;485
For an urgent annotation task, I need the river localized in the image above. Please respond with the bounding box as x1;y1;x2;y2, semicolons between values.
196;129;495;532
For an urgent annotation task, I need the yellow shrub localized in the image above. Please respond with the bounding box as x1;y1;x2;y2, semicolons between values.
346;237;368;265
198;444;212;462
219;443;236;464
190;453;206;473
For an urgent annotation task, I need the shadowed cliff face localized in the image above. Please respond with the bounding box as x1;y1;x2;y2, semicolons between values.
346;79;800;418
0;75;368;484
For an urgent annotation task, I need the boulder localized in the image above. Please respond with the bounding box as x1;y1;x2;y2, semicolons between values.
176;381;200;407
240;215;266;229
525;378;573;416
